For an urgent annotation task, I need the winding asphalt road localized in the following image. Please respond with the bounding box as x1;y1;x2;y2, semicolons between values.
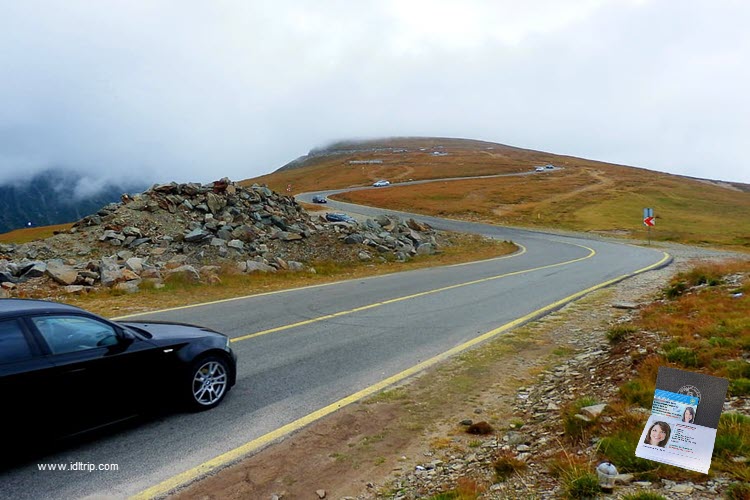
1;181;670;499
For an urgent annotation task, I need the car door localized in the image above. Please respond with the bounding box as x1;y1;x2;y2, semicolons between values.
0;317;55;447
27;314;162;434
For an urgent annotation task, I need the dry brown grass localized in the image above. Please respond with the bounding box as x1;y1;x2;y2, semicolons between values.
0;223;73;244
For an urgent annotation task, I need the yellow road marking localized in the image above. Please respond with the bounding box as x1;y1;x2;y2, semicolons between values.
111;245;526;321
230;243;590;342
135;249;669;499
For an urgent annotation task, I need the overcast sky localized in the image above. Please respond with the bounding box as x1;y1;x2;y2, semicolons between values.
1;0;749;192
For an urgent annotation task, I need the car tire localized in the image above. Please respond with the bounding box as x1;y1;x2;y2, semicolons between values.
185;355;230;411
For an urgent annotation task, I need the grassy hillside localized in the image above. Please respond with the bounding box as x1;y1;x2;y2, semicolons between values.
0;223;74;244
247;137;750;250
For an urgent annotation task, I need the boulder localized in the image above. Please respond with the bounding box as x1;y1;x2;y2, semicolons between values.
46;260;79;285
165;265;201;283
100;257;124;287
20;261;47;278
246;261;276;273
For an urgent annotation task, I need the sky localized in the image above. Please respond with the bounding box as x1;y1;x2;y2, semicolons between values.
1;0;749;193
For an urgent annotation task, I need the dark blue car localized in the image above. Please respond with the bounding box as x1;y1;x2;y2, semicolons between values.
0;299;237;446
325;212;356;223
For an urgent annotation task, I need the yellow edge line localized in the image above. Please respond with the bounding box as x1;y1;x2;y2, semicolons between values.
134;250;670;499
112;245;526;321
230;242;589;342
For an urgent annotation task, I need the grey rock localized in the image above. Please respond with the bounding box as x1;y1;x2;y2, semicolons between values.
20;261;47;278
216;228;234;241
504;432;530;446
580;403;607;419
165;265;201;283
0;271;17;283
276;231;303;241
128;237;150;247
45;260;79;285
669;484;694;494
116;250;134;261
614;474;635;485
122;226;142;237
344;234;365;244
184;228;211;242
288;261;305;272
416;243;435;255
114;281;140;293
358;251;372;261
100;257;124;287
125;258;144;274
227;239;244;250
612;302;639;310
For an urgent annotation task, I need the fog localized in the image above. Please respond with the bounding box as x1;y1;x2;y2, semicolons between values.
1;0;748;188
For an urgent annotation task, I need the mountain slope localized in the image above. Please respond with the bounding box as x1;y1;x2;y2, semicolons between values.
246;137;750;249
0;170;145;234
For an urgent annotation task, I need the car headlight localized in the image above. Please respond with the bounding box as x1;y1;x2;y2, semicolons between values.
225;336;231;350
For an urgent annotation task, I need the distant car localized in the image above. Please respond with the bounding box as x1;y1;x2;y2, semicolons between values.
372;180;390;187
545;165;555;169
325;212;356;223
312;195;327;203
535;166;545;172
0;299;237;444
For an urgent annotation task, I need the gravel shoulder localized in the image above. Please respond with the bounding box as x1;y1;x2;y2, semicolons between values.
172;242;748;500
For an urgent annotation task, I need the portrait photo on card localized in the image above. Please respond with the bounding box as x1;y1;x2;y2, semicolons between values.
682;405;696;423
643;419;672;447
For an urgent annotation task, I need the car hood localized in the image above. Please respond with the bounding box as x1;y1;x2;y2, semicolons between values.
118;321;225;341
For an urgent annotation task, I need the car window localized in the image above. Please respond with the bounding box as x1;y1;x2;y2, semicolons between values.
0;319;34;363
31;315;119;355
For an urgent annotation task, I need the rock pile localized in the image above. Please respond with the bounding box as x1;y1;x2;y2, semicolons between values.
0;178;442;298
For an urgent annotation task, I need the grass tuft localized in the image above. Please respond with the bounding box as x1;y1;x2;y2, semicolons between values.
466;421;493;435
606;325;637;344
598;430;656;473
493;453;528;481
724;482;750;500
664;346;700;367
563;396;600;441
729;378;750;397
621;493;667;500
549;450;601;499
619;380;654;408
565;473;600;499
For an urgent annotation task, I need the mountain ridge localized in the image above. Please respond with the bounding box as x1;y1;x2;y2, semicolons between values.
0;169;146;234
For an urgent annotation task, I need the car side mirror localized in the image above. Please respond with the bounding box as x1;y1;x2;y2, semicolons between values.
112;328;136;348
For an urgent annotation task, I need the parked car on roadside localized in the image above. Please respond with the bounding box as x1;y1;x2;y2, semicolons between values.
0;299;237;444
325;212;356;223
311;195;327;203
372;180;390;187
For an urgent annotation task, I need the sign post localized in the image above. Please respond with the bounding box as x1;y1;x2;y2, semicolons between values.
643;208;655;245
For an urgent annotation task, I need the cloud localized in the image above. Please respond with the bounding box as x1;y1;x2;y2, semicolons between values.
0;0;748;188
